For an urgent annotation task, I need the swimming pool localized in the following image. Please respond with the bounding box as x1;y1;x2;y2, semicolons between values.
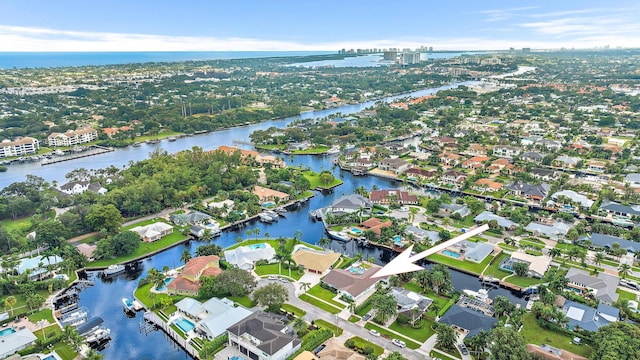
249;243;266;250
155;277;175;291
175;318;195;333
0;328;16;336
442;250;461;259
350;227;363;234
347;266;365;275
393;235;402;244
230;356;246;360
262;202;275;207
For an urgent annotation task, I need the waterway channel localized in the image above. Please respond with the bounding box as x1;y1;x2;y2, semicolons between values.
8;80;528;358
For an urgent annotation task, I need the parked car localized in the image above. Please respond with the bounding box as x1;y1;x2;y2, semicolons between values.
267;275;278;280
459;344;469;355
279;277;288;283
362;313;372;321
369;329;380;337
392;339;406;348
313;344;326;355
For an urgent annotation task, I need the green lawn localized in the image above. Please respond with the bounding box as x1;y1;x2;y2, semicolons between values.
307;285;345;308
356;301;374;317
616;288;637;302
76;234;100;244
498;243;518;251
0;216;32;234
254;263;303;280
281;303;306;317
313;318;343;336
292;146;330;155
51;342;77;360
27;308;55;323
427;252;495;275
430;350;459;360
363;323;421;350
389;318;435;342
299;294;341;314
483;253;511;279
135;130;183;143
348;315;360;323
521;313;591;357
229;296;254;308
302;170;343;189
134;282;181;310
91;220;188;267
346;336;385;356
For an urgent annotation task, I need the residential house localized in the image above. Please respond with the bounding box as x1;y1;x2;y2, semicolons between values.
170;211;212;226
506;181;550;203
315;338;366;360
327;194;372;215
536;139;562;151
565;268;619;304
253;186;290;204
623;173;640;188
474;211;516;230
550;190;594;210
369;190;418;205
322;265;386;301
377;157;411;175
473;178;503;193
525;221;571;240
439;152;462;167
76;243;96;260
16;255;63;281
508;252;551;278
438;304;498;337
130;222;174;242
466;144;487;156
440;203;470;217
519;151;545;164
358;217;392;236
389;287;432;324
587;159;607;173
405;168;437;180
0;137;40;158
175;297;253;340
530;168;557;182
167;255;222;296
578;233;640;253
224;243;277;270
553;155;581;169
599;200;640;218
492;145;520;159
562;300;618;332
227;311;302;360
291;245;340;275
486;158;514;174
440;170;466;187
404;225;440;243
0;329;38;359
462;155;490;170
288;142;311;151
446;240;495;263
59;180;107;195
47;127;97;147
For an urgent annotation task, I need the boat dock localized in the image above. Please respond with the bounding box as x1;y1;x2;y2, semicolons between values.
41;145;114;166
142;312;200;359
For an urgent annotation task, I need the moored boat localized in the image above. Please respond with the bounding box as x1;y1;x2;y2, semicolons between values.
103;264;125;276
328;230;350;242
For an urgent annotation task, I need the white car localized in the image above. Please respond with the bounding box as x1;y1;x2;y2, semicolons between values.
392;339;406;348
369;329;380;337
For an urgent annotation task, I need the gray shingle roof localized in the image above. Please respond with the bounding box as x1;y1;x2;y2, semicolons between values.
438;304;498;337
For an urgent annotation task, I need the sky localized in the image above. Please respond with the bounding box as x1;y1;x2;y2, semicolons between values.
0;0;639;52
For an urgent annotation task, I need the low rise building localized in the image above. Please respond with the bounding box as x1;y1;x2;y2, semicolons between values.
0;137;40;158
47;127;97;146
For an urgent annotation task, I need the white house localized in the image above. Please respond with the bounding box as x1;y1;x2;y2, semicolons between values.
224;243;276;270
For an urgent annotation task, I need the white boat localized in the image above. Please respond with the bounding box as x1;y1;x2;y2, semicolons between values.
325;146;340;155
102;264;125;276
463;288;492;304
86;328;111;343
258;213;275;223
61;310;87;324
328;231;350;242
122;298;135;312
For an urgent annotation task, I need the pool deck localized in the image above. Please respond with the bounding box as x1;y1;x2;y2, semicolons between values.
144;312;199;359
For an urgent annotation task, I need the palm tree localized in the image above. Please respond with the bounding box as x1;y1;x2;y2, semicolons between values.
85;349;104;360
430;302;441;318
348;301;356;314
236;236;243;243
435;323;457;350
246;229;253;239
293;230;303;244
253;227;261;241
147;268;167;290
299;282;311;293
4;296;16;316
264;232;270;240
594;252;604;266
619;263;631;279
37;319;48;340
318;237;331;249
293;318;308;336
149;292;157;309
429;271;446;295
549;248;562;258
180;248;192;264
275;252;286;275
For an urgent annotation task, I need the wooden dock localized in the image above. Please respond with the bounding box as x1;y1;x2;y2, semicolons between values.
41;145;114;165
142;312;200;359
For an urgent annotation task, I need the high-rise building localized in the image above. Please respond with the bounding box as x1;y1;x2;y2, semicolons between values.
400;52;422;65
383;51;398;61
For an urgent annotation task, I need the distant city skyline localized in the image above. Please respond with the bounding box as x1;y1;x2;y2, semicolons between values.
1;0;639;52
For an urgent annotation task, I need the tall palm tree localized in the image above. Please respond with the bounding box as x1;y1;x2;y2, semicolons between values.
293;317;308;336
253;228;261;241
180;249;192;264
435;323;457;350
594;252;604;266
318;237;331;249
264;232;270;240
275;252;286;275
293;230;303;244
429;271;446;295
4;296;16;316
299;282;311;293
549;248;561;258
37;319;48;340
619;263;631;279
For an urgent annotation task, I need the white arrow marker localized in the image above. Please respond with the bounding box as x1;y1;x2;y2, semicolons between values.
371;224;490;278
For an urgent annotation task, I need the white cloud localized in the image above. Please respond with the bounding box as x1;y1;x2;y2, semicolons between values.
478;6;540;22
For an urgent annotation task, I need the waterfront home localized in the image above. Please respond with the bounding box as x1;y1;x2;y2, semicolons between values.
176;297;253;340
327;194;372;215
473;211;516;230
322;265;386;302
492;145;520;159
389;287;432;324
369;189;418;205
529;168;557;182
76;243;97;260
130;222;174;242
358;217;392;237
550;190;594;210
444;240;495;263
524;221;571;241
473;178;503;193
440;203;470;218
291;245;340;275
439;152;463;167
536;139;563;151
506;181;550;203
227;311;302;360
0;328;37;359
16;255;63;281
169;211;212;226
562;300;619;332
462;155;490;170
565;268;619;305
599;200;640;218
47;127;97;146
486;158;515;174
59;180;107;195
623;173;640;188
0;136;40;158
168;255;222;296
518;151;545;164
440;170;466;187
253;185;290;204
405;167;437;180
377;157;411;175
553;155;580;169
224;243;276;270
404;225;440;243
438;304;498;337
466;143;487;156
505;252;551;278
577;233;640;253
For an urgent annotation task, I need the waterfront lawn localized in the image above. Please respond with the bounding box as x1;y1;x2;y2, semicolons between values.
363;323;421;350
307;285;345;308
313;318;343;336
299;294;341;314
616;288;637;302
521;313;591;357
51;343;77;360
91;224;188;267
483;253;511;279
254;263;303;280
281;303;306;317
345;336;384;357
226;238;321;252
389;318;435;342
292;146;330;155
136;130;183;143
134;283;177;310
426;252;494;275
27;308;55;324
302;170;343;190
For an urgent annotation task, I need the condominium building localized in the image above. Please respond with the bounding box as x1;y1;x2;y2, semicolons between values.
0;137;40;158
47;127;97;147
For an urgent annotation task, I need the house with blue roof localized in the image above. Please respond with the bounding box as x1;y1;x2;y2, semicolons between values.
578;233;640;253
474;211;516;230
17;255;63;280
562;300;619;332
524;221;571;240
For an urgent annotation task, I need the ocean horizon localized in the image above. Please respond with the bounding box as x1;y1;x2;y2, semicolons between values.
0;51;333;69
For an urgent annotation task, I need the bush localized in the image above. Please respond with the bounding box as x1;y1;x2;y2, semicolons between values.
397;314;409;325
345;339;355;348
